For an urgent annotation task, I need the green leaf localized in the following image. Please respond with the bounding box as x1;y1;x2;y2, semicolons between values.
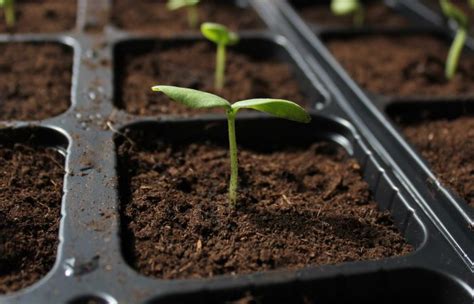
152;85;231;109
201;22;239;46
231;99;311;123
167;0;199;10
440;0;468;28
331;0;360;15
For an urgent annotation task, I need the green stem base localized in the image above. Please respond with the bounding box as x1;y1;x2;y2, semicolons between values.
227;110;238;207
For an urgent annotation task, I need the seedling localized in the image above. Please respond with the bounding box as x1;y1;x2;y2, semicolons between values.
331;0;364;27
0;0;15;28
440;0;468;79
201;22;239;91
469;0;474;9
151;85;311;207
167;0;200;29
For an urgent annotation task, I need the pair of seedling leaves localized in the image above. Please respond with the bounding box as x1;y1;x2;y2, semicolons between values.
151;86;311;207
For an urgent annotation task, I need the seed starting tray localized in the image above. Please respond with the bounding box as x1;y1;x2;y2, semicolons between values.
1;0;473;303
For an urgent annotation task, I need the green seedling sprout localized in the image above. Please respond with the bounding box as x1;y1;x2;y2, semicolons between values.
331;0;364;27
151;85;311;207
167;0;200;29
469;0;474;9
440;0;469;79
201;22;239;91
0;0;15;28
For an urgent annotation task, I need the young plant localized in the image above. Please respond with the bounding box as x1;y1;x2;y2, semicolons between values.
469;0;474;9
151;85;311;207
0;0;15;28
167;0;200;29
440;0;469;79
331;0;364;27
201;22;239;91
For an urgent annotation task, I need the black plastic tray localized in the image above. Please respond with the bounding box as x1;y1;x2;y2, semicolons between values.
0;0;473;303
270;0;474;293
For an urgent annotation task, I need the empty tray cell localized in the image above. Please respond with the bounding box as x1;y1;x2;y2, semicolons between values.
290;0;410;28
116;117;413;280
114;37;324;116
0;128;67;294
0;0;77;33
387;101;474;207
323;33;474;99
111;0;264;34
0;42;73;121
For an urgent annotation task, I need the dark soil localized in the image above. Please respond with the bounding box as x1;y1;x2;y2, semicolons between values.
116;41;310;116
293;1;409;27
0;43;72;121
398;116;474;207
0;0;76;33
112;0;264;34
0;143;64;294
326;35;474;98
118;135;412;279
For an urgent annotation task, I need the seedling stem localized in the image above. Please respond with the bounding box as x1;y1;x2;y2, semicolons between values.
167;0;200;28
446;27;467;79
201;22;239;91
354;5;364;27
0;0;15;28
187;4;198;28
226;109;238;205
216;43;226;91
439;0;469;79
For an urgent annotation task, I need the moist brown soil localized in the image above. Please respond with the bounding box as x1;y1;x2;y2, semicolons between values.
112;0;264;34
293;1;409;27
398;116;474;207
0;43;72;121
0;143;64;294
117;41;310;116
118;135;412;279
326;35;474;98
0;0;76;33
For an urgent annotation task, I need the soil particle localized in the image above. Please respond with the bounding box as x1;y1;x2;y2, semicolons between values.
0;43;72;121
0;0;76;33
112;0;264;34
118;135;412;279
399;116;474;207
0;143;64;293
117;41;310;116
326;35;474;97
293;1;409;27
